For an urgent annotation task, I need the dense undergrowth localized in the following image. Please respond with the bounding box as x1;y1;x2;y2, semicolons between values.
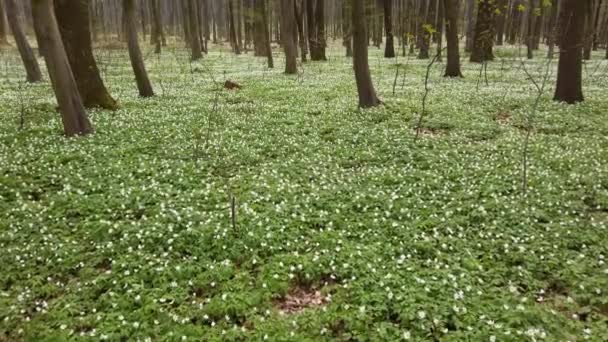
1;42;607;341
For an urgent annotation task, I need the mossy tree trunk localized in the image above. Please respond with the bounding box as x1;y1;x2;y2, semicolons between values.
54;0;117;110
32;0;93;136
470;0;497;63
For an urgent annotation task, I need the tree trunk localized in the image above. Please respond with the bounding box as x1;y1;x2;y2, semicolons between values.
547;0;561;58
228;0;241;54
253;0;273;67
554;0;587;104
189;0;203;59
309;0;327;60
5;0;42;83
124;0;154;97
495;0;508;45
0;0;7;45
54;0;117;110
417;0;430;59
295;0;308;61
470;0;496;63
352;0;380;108
527;0;536;59
383;0;395;58
443;0;462;77
281;0;297;74
31;0;93;136
465;0;476;52
151;0;162;53
342;0;352;57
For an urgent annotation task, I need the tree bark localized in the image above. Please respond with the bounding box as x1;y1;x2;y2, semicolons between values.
281;0;297;74
547;0;561;58
150;0;162;53
5;0;42;82
31;0;93;136
495;0;508;45
0;0;7;45
352;0;380;108
124;0;154;97
309;0;327;60
54;0;117;110
470;0;496;63
465;0;476;52
342;0;352;57
228;0;241;54
295;0;308;61
527;0;537;59
189;0;203;59
383;0;395;58
554;0;588;104
443;0;462;77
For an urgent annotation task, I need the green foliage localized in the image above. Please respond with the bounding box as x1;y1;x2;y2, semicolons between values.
0;44;607;341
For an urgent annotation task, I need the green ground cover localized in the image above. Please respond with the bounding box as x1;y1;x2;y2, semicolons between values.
1;44;607;340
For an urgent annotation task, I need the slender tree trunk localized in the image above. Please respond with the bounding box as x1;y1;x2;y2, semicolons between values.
295;0;308;61
547;0;561;58
436;0;444;60
470;0;496;62
554;0;587;104
0;0;7;45
583;0;595;60
352;0;380;108
4;0;42;82
31;0;93;136
151;0;162;53
495;0;508;45
309;0;327;60
443;0;462;77
124;0;154;97
417;0;430;59
465;0;476;52
54;0;117;110
281;0;297;74
342;0;352;57
383;0;395;58
189;0;203;59
228;0;241;54
527;0;536;59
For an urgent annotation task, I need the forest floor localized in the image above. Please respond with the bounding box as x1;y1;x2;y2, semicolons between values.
1;43;608;341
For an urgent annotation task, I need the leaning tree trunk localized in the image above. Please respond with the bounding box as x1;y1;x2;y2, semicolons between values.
31;0;93;136
352;0;380;108
281;0;297;74
443;0;462;77
470;0;496;63
54;0;117;110
189;0;203;60
4;0;42;83
383;0;395;58
554;0;588;104
124;0;154;97
0;0;7;45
